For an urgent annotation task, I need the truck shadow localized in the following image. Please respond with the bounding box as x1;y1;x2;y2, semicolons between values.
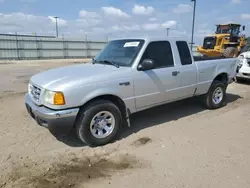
119;93;242;140
55;93;242;147
53;129;87;147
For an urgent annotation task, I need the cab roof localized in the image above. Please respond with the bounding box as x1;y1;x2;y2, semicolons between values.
111;36;189;43
216;23;241;26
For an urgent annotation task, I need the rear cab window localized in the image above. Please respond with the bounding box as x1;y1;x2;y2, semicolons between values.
140;41;174;69
176;41;193;65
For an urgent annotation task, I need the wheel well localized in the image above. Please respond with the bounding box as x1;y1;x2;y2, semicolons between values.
214;73;228;84
82;95;127;118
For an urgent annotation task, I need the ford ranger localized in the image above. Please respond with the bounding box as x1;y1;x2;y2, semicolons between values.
25;37;238;146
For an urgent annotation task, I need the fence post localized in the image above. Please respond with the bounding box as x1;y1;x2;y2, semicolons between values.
85;35;88;58
35;34;40;59
15;32;20;60
62;34;66;59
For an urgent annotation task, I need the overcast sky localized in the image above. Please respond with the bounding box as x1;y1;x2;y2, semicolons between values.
0;0;250;44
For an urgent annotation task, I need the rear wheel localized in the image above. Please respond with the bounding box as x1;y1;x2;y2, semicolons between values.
223;47;239;58
235;77;244;83
75;100;122;146
203;81;227;109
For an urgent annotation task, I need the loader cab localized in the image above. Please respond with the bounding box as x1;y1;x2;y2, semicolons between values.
215;24;241;36
215;24;246;44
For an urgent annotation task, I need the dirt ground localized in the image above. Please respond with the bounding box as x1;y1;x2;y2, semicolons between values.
0;60;250;188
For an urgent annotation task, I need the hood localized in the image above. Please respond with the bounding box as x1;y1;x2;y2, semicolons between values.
30;63;131;91
206;34;230;38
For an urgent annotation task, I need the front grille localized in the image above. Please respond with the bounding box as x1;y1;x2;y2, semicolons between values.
29;84;41;102
203;37;216;49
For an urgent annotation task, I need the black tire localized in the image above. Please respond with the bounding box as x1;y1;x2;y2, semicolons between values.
75;100;122;147
240;45;248;54
240;45;250;54
241;38;250;53
203;81;227;109
223;47;239;58
235;77;244;83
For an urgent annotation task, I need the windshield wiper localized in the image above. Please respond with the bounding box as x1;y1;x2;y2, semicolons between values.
92;59;119;68
102;60;120;68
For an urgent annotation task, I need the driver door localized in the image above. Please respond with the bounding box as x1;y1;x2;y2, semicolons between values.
133;41;182;111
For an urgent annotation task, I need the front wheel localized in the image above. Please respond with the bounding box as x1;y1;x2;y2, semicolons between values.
75;100;122;146
203;81;227;109
235;77;244;83
223;47;239;58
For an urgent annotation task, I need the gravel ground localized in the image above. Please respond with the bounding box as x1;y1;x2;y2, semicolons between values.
0;60;250;188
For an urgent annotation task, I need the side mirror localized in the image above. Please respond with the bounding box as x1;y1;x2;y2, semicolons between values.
138;59;155;71
243;25;246;31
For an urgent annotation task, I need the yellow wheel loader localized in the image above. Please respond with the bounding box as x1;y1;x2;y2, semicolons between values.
197;23;247;58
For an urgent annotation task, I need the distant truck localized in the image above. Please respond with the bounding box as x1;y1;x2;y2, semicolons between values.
236;51;250;81
25;37;238;146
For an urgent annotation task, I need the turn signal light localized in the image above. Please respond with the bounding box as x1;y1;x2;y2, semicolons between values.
54;92;65;105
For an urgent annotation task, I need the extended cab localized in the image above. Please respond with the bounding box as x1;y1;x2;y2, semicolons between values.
25;37;238;146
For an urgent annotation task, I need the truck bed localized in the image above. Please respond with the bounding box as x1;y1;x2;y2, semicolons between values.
194;56;227;61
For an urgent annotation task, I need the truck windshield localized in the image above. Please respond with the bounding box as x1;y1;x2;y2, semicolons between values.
93;39;145;67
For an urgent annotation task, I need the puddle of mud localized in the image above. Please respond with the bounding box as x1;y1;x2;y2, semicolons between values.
20;80;29;84
15;75;31;84
3;154;141;188
132;137;152;147
0;91;26;99
0;63;14;65
3;90;14;93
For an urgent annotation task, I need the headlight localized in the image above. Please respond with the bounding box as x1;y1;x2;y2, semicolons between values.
44;89;65;105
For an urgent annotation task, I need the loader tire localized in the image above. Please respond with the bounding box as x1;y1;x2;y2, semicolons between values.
223;47;239;58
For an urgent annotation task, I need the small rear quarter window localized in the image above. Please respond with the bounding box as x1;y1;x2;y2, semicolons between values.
176;41;192;65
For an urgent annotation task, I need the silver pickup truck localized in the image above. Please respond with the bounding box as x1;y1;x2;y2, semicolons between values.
25;37;238;146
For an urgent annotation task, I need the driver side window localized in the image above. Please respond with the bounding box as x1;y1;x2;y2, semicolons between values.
141;41;174;69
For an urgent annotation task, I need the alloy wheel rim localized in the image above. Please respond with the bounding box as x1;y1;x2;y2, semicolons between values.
212;87;223;105
90;111;115;139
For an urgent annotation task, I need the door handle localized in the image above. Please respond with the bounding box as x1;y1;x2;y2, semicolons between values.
119;81;130;86
172;71;180;76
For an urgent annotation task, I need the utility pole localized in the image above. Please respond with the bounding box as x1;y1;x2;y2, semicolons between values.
15;32;20;60
106;33;112;42
191;0;196;49
53;16;59;38
85;34;88;58
166;28;170;36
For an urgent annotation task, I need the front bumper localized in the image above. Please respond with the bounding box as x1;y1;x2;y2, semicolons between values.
25;93;79;136
236;72;250;80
